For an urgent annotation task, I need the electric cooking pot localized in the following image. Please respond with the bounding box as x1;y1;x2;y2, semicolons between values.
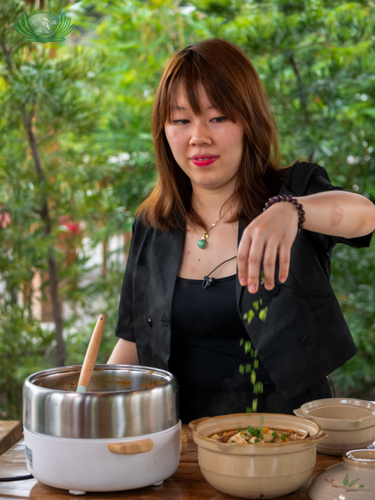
23;364;180;495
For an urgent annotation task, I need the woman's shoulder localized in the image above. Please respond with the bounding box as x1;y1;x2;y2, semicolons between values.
132;215;158;235
132;214;180;238
280;161;331;196
285;160;330;181
127;216;160;256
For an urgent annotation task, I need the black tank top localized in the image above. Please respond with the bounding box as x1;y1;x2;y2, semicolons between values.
169;274;273;422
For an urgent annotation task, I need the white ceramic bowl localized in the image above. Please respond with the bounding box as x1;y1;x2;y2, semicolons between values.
294;398;375;455
189;413;326;499
308;449;375;500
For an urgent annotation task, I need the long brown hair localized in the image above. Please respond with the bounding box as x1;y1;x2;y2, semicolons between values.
137;38;292;231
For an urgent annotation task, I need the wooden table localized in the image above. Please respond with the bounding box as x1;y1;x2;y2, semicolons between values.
0;425;341;500
0;421;22;457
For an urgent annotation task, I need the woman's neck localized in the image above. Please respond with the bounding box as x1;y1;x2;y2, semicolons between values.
192;188;236;221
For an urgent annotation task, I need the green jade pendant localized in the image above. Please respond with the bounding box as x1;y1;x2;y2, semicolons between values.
197;231;209;249
196;202;235;250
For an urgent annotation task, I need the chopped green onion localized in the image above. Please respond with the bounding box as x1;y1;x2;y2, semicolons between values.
244;341;252;353
246;310;255;324
259;307;268;321
251;370;256;385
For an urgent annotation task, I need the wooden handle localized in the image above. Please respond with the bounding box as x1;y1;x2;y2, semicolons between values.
107;438;154;455
77;314;106;391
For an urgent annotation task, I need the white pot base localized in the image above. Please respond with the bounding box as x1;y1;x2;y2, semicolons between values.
24;422;181;493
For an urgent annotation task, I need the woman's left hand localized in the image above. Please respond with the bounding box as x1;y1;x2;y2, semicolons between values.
237;202;299;293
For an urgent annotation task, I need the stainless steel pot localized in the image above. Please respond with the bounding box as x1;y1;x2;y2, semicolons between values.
23;364;179;439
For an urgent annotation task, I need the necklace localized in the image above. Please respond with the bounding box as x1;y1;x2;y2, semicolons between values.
197;201;236;249
202;256;237;289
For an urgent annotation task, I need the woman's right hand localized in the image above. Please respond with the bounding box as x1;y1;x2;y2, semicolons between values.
237;201;299;293
107;339;140;365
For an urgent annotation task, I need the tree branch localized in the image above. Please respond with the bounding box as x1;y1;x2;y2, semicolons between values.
289;53;314;162
0;38;13;73
37;131;56;144
2;36;66;366
289;53;310;123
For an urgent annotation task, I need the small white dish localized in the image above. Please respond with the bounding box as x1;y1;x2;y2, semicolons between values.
294;398;375;455
308;449;375;500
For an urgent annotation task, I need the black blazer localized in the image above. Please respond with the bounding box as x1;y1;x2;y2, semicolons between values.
115;162;372;399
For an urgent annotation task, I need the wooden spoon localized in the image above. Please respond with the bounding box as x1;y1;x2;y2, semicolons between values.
77;314;106;393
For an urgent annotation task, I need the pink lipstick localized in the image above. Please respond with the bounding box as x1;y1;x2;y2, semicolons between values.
191;155;218;166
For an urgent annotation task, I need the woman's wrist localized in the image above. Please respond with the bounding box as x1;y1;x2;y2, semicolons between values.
263;194;306;233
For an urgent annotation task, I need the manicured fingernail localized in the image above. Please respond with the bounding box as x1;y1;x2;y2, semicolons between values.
240;278;246;286
249;284;257;293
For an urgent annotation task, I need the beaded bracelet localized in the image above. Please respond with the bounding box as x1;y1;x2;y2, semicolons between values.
263;194;306;234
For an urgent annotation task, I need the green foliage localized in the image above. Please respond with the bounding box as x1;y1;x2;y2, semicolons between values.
0;0;135;417
330;244;375;399
0;305;55;419
64;258;128;365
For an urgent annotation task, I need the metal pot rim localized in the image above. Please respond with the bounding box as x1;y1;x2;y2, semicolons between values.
25;364;176;394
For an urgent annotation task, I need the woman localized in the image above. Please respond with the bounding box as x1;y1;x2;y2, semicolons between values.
108;38;375;423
